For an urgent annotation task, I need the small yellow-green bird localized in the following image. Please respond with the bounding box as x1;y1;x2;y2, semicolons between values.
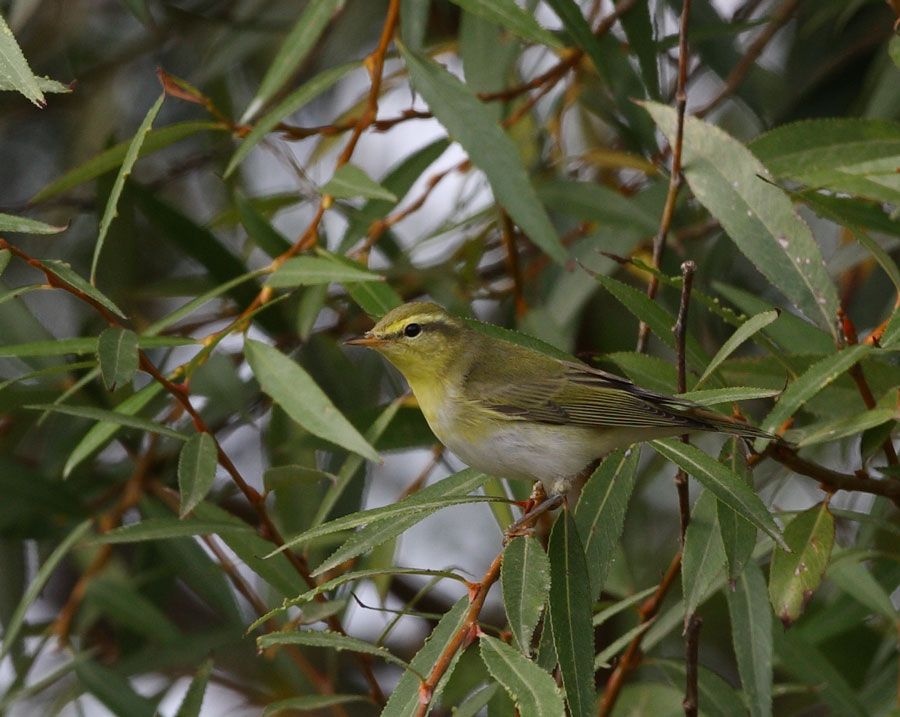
348;302;770;494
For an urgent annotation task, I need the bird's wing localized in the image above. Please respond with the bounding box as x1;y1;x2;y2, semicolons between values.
464;349;703;430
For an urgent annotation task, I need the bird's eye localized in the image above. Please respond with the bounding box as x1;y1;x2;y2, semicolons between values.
404;323;421;338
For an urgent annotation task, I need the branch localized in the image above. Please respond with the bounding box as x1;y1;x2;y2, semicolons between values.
673;260;696;544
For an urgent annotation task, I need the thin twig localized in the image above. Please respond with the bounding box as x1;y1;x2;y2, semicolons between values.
673;260;696;545
637;0;692;353
682;615;703;717
500;211;526;317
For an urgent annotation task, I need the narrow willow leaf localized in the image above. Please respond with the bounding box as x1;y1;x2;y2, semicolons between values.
42;259;127;318
773;630;867;716
828;554;898;621
258;631;412;672
653;659;746;717
263;695;369;717
381;597;469;716
480;635;565;717
347;278;403;317
543;0;606;78
696;310;780;387
239;0;344;123
0;11;45;106
97;327;139;390
448;0;561;47
32;121;223;202
464;317;574;361
651;439;785;548
574;448;639;599
0;212;65;234
726;562;772;717
536;179;657;233
718;438;756;582
75;660;157;717
750;118;900;205
321;163;397;201
86;578;180;642
28;403;186;440
0;335;191;358
245;338;379;461
312;469;488;576
452;685;499;717
757;344;870;446
64;381;164;477
174;658;213;717
548;510;595;717
96;518;252;543
594;621;652;669
502;537;551;654
235;193;291;258
91;92;164;283
592;586;656;627
678;386;781;405
682;490;726;618
178;433;219;518
593;273;708;369
642;102;840;339
769;502;835;627
266;254;382;288
0;519;91;662
399;42;566;264
619;0;659;99
795;407;896;447
226;63;356;177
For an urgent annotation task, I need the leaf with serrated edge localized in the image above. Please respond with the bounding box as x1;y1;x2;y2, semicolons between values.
258;630;412;673
0;12;45;106
27;403;186;441
696;310;780;387
448;0;561;47
717;438;756;582
651;439;785;548
502;537;551;654
726;561;772;717
97;327;139;390
178;433;219;518
548;511;595;717
769;502;834;627
480;635;565;717
266;254;382;288
321;163;397;201
574;448;639;599
642;101;839;339
0;212;65;234
682;491;726;619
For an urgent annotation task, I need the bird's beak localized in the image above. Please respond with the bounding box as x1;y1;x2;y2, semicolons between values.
345;332;383;347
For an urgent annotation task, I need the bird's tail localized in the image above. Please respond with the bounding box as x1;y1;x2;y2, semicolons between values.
688;407;775;441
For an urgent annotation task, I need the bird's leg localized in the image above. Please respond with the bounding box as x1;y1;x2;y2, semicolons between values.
512;480;548;514
505;492;564;539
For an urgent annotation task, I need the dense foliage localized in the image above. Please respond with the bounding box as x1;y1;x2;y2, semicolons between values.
1;0;899;715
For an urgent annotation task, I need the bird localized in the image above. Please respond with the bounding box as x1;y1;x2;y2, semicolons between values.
347;301;771;495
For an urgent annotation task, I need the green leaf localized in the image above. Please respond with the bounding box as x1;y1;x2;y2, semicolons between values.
0;335;191;358
619;0;659;99
0;11;45;106
75;660;157;717
696;310;780;387
794;407;896;448
502;537;551;655
86;578;180;642
311;468;488;576
448;0;561;48
726;562;772;717
398;41;566;264
42;259;127;318
97;327;139;390
239;0;345;123
593;273;708;370
653;659;746;717
678;386;782;405
266;253;382;288
64;381;164;477
642;101;840;339
31;121;224;203
0;212;65;234
178;433;219;518
479;635;565;717
757;344;870;445
828;554;898;621
464;317;574;361
594;621;652;669
174;658;213;717
258;630;413;672
651;439;785;548
682;490;726;618
263;695;370;717
574;448;639;599
321;163;397;201
28;403;187;441
769;501;835;627
235;193;292;258
592;585;656;627
717;438;756;582
96;517;252;543
226;63;356;177
92;92;164;283
536;179;658;233
0;519;91;662
543;0;606;79
750;118;900;204
548;510;595;717
244;338;379;461
381;597;469;716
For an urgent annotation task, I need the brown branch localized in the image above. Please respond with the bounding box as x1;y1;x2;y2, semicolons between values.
637;0;692;353
673;261;696;545
694;0;802;118
682;614;703;717
500;211;526;317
